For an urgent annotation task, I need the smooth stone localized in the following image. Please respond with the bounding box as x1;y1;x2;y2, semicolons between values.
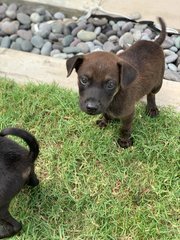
91;46;103;52
86;23;95;32
67;22;78;31
17;29;32;41
53;53;68;59
50;49;60;57
17;5;33;15
41;41;52;55
35;7;46;15
54;12;65;20
51;22;63;34
63;46;81;54
49;32;63;41
94;26;101;36
17;13;31;25
141;33;151;41
38;22;52;38
10;42;21;50
163;49;175;56
30;12;44;23
93;39;103;47
116;49;124;55
5;3;17;19
21;40;33;52
67;53;74;58
86;41;95;51
31;35;44;48
0;3;7;19
168;63;177;72
178;64;180;71
177;56;180;65
72;25;86;36
70;38;81;47
10;34;18;41
174;36;180;49
97;33;108;44
134;23;147;32
16;37;23;45
109;20;115;26
128;12;141;20
106;30;117;37
52;42;63;51
108;35;119;43
1;21;19;34
119;32;134;48
76;42;89;53
1;36;11;48
32;48;40;54
44;10;52;21
122;22;134;33
169;46;178;53
164;69;180;82
161;36;174;49
144;28;153;39
117;21;126;28
103;41;116;52
88;17;108;26
133;30;141;41
62;35;74;47
63;26;71;36
165;63;168;70
165;53;178;63
77;30;96;41
177;50;180;56
19;24;31;30
112;24;120;32
31;23;39;35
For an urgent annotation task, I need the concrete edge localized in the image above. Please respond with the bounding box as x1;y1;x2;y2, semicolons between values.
0;48;179;112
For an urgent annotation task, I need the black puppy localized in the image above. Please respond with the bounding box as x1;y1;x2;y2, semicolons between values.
0;128;39;239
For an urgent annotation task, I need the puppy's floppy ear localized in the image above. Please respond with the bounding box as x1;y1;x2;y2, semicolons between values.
118;61;138;88
66;55;84;77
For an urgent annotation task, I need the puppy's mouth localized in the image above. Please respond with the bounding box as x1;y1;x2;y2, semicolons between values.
80;99;103;115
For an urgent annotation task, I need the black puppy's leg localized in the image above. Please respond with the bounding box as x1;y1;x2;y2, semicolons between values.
146;93;159;117
96;113;111;128
117;112;134;148
26;166;39;187
0;205;22;238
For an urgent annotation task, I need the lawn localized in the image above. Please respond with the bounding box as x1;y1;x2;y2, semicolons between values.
0;78;179;240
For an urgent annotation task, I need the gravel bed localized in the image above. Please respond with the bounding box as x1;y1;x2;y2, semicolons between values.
0;2;180;82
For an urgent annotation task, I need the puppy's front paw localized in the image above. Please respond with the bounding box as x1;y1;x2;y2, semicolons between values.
146;107;159;117
117;137;133;148
96;119;108;128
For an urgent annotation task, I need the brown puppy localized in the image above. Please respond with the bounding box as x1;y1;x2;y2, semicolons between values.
66;17;166;148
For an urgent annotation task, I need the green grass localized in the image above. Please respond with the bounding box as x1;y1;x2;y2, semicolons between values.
0;78;179;240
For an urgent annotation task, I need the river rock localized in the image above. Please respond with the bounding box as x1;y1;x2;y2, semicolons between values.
174;36;180;49
1;36;11;48
17;29;32;41
41;41;52;55
17;13;31;25
30;12;44;23
77;30;96;41
62;35;74;47
164;69;180;81
1;21;19;35
21;40;33;52
31;35;44;48
5;3;17;19
119;32;134;48
76;42;89;53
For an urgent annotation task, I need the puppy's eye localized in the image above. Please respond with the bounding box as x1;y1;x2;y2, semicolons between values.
79;76;89;86
105;80;115;90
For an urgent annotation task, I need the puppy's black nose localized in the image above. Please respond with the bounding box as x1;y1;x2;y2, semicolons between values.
86;101;98;114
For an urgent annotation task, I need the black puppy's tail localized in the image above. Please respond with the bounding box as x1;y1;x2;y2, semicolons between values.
154;17;166;45
0;128;39;162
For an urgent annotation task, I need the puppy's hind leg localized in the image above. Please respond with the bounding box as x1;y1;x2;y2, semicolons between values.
146;92;159;117
0;204;22;238
26;167;39;187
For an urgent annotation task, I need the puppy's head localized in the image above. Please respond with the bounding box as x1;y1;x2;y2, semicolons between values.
66;51;137;115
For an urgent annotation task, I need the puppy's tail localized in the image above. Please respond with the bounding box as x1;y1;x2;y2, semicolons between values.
154;17;166;45
0;128;39;162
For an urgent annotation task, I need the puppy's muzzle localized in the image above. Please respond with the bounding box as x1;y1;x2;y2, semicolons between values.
85;99;100;115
